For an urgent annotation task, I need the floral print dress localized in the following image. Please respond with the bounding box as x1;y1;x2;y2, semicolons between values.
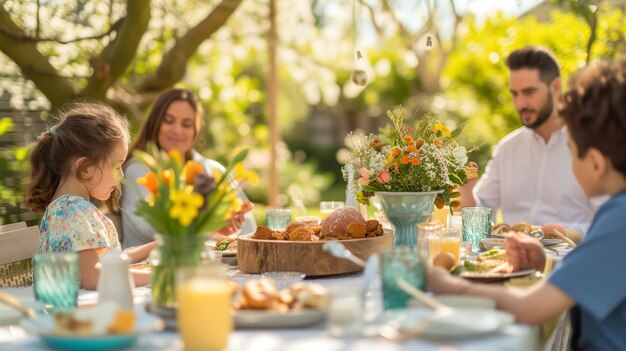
39;195;120;255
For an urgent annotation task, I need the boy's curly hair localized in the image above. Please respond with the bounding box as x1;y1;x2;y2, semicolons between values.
559;59;626;176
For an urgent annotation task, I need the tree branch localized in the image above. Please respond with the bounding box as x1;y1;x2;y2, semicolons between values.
357;0;384;39
137;0;244;92
81;0;151;99
0;5;76;110
0;17;124;45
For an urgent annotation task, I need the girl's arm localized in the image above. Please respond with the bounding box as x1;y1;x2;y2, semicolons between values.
428;266;575;325
78;248;153;290
124;241;156;263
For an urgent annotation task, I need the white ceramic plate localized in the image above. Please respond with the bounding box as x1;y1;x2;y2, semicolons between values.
460;269;536;282
492;233;562;247
235;309;326;329
479;238;505;250
385;308;514;339
410;295;496;310
21;312;162;351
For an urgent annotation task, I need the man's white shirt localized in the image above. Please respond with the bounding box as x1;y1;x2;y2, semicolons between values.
473;126;605;236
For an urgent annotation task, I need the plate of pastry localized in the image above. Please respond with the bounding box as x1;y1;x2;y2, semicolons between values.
21;302;162;351
233;279;328;328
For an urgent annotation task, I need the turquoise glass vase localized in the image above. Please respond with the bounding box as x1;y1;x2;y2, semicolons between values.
376;191;442;247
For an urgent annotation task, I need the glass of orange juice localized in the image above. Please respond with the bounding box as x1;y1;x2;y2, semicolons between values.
440;227;462;267
320;201;344;221
176;264;232;350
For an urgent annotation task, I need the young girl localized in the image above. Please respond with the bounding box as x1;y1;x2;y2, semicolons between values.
24;103;154;290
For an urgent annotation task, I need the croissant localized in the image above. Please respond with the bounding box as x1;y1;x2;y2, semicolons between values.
288;227;313;241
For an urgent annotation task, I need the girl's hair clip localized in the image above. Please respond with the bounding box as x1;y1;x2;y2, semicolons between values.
50;126;57;136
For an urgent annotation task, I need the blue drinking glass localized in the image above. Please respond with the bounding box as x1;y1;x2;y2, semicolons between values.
33;252;79;310
380;247;427;310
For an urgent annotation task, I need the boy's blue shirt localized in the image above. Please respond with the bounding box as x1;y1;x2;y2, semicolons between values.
548;188;626;350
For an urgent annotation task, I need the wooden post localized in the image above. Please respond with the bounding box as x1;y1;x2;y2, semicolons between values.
267;0;279;206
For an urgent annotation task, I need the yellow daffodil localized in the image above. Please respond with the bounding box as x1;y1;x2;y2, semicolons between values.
213;168;223;183
183;161;204;185
234;163;259;186
168;187;204;226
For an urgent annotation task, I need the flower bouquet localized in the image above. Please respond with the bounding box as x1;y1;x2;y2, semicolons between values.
132;144;257;307
343;105;473;246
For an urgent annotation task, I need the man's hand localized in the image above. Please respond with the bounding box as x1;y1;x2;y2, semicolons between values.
505;232;546;272
542;223;582;244
217;200;254;235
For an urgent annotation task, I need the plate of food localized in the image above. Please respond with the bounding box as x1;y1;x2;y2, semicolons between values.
459;248;535;282
206;235;238;257
491;222;569;247
21;302;163;351
384;307;514;339
233;279;328;328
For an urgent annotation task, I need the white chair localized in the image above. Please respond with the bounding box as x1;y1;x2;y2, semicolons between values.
0;221;27;233
0;226;39;287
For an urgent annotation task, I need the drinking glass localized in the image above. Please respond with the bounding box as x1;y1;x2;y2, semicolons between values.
380;247;427;310
440;227;462;266
460;241;473;259
319;201;344;221
33;252;79;310
417;221;442;261
265;208;292;230
462;207;492;254
447;211;463;229
326;285;363;336
294;216;320;226
177;264;232;351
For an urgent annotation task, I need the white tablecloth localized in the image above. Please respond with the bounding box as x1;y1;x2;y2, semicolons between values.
0;263;545;351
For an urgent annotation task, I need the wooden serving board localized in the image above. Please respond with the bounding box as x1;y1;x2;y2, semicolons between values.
237;229;392;276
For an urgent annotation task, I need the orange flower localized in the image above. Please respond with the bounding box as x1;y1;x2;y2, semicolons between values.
434;139;443;147
160;169;174;185
407;144;417;153
415;139;425;149
391;147;401;157
411;157;420;166
137;172;158;193
403;135;414;144
168;149;183;166
183;161;204;185
401;155;410;165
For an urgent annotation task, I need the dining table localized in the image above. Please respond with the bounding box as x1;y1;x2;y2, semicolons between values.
0;242;573;351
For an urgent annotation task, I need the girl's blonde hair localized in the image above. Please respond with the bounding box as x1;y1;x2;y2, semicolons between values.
24;102;129;213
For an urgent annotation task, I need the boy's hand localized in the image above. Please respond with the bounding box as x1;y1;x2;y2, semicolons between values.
542;223;582;244
427;265;471;295
505;232;546;272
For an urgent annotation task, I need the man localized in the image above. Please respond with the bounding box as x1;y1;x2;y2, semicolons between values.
461;46;602;238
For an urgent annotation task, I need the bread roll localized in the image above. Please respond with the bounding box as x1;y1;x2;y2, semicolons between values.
320;207;365;239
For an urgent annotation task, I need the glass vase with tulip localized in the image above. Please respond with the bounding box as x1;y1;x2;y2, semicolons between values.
132;145;256;308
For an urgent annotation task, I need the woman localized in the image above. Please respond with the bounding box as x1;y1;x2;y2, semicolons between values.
121;89;255;248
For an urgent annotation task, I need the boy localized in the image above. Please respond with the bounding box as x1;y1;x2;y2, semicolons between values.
427;58;626;350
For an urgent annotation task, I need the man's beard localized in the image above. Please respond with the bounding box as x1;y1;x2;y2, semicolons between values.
519;91;553;129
